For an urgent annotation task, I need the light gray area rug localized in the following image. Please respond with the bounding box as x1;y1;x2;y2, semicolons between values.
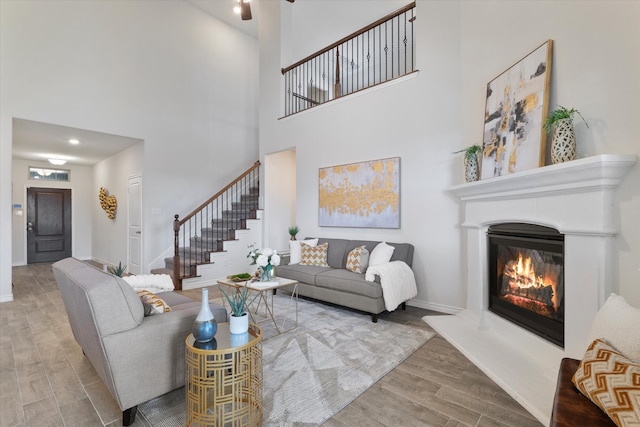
139;294;435;426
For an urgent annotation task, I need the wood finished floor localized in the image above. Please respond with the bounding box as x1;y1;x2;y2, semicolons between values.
1;262;542;427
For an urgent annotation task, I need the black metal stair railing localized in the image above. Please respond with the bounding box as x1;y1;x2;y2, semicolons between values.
171;161;260;290
282;1;416;117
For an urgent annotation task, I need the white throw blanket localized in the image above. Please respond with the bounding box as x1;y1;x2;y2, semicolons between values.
122;274;174;294
365;260;418;311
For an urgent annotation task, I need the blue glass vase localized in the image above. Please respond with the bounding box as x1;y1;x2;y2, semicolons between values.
261;264;274;282
192;288;217;342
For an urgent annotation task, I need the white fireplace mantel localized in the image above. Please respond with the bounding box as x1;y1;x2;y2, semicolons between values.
449;154;636;201
427;154;636;425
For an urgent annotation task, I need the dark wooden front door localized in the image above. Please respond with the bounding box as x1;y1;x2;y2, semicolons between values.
27;188;72;263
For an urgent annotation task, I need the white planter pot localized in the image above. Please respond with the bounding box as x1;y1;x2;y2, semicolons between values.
229;313;249;335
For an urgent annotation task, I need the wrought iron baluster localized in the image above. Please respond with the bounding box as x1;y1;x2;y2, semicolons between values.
280;2;416;116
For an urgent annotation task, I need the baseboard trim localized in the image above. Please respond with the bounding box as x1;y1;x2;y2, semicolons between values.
0;293;15;303
407;299;462;315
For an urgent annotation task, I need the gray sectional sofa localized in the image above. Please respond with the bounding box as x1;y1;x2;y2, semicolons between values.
52;257;227;426
276;238;415;322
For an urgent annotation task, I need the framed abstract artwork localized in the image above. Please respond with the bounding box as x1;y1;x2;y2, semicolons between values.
481;40;553;179
318;157;400;228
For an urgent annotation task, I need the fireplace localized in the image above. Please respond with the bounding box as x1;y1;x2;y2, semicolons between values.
428;155;636;424
488;223;564;347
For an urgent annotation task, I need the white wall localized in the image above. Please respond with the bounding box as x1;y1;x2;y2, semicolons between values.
92;142;143;267
262;1;464;312
264;149;297;254
11;159;93;265
259;0;640;312
0;0;259;300
459;1;640;306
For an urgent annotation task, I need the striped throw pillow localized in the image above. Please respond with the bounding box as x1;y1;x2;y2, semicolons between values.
572;339;640;427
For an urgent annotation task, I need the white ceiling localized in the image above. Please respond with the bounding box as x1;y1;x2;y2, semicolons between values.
11;1;256;168
12;119;143;167
186;0;259;39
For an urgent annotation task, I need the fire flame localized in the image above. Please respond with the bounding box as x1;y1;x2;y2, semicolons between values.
506;253;559;311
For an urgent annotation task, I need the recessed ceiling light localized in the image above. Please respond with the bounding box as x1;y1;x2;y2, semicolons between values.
233;5;241;14
69;139;79;145
48;158;67;166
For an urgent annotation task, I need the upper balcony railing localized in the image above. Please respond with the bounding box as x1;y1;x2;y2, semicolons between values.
282;2;416;117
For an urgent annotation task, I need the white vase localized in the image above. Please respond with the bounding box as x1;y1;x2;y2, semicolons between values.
229;312;249;334
551;118;576;164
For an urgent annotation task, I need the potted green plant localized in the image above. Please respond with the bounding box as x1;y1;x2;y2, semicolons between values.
108;261;127;277
453;144;482;182
543;106;588;133
543;106;589;164
219;283;249;334
288;225;300;241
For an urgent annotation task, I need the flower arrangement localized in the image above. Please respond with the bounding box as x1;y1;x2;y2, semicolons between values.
247;245;281;268
247;244;281;281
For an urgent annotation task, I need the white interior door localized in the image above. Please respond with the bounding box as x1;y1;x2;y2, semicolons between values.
127;174;142;275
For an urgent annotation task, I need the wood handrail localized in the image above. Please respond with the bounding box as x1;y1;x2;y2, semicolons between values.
281;1;416;74
179;161;260;226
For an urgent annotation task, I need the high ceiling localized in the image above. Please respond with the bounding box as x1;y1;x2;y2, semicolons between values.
187;0;259;39
11;1;256;168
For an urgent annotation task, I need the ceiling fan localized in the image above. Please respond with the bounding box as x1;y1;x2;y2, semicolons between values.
238;0;295;21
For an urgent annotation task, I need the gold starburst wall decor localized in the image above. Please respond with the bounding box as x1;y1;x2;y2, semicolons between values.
98;187;117;219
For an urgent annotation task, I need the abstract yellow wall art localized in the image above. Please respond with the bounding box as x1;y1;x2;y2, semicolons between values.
319;157;400;228
481;40;552;178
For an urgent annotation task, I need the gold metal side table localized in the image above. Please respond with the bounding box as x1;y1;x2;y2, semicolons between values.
185;323;262;426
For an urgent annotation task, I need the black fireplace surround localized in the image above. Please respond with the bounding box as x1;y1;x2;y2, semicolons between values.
488;223;565;347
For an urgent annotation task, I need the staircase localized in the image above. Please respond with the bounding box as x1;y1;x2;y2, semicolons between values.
165;161;262;290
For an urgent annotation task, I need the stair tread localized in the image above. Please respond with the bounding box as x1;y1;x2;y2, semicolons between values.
168;168;260;282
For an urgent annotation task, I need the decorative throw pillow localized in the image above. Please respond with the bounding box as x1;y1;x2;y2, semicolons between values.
289;238;319;265
346;245;370;273
300;242;329;267
368;242;395;267
137;290;171;314
587;293;640;363
572;339;640;426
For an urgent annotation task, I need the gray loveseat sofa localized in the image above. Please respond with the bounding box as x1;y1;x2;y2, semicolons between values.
52;257;227;426
276;238;415;322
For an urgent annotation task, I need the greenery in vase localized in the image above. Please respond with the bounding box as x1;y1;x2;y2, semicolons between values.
108;261;127;277
288;225;300;238
219;283;248;317
452;144;482;161
543;105;589;132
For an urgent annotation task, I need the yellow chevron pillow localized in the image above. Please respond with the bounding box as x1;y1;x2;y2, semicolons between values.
346;245;369;273
300;242;329;267
572;339;640;427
